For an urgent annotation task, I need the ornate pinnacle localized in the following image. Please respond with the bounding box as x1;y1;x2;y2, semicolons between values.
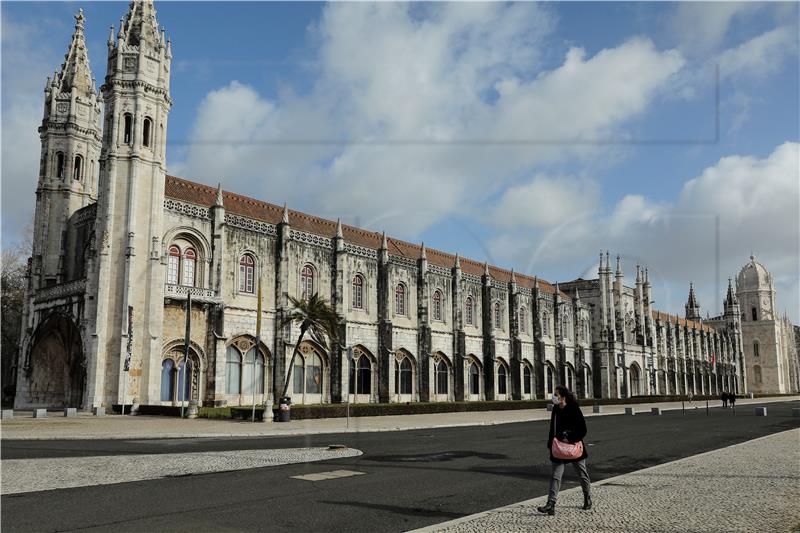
420;242;427;260
381;231;388;250
454;254;460;269
281;203;289;224
335;218;343;239
214;183;223;207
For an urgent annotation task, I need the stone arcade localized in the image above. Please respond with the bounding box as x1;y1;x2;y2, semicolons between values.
18;1;793;411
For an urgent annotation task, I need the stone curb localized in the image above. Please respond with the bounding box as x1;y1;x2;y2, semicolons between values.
2;397;796;441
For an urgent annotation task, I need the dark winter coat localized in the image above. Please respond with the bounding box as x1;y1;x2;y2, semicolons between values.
547;402;589;463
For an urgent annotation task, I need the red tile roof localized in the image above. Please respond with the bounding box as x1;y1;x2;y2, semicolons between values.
165;175;574;298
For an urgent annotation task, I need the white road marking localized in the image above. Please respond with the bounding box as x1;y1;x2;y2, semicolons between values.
290;469;366;481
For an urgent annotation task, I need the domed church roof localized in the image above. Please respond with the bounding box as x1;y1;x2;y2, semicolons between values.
736;254;772;292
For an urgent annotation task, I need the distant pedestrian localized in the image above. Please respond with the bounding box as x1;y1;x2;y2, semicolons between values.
688;392;694;403
721;391;728;408
729;393;736;408
537;386;592;516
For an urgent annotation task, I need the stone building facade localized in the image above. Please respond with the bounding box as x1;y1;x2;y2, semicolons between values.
736;256;800;394
15;1;774;411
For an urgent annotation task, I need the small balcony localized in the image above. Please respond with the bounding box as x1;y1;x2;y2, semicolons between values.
164;283;219;304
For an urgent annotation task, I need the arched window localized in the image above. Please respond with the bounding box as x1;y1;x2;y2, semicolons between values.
546;365;554;394
352;275;364;309
177;360;191;402
465;297;474;326
469;362;480;395
542;311;550;336
432;290;443;321
753;341;760;358
494;302;502;330
498;364;507;395
523;365;532;394
160;359;175;401
301;265;314;300
436;359;449;395
242;347;265;395
395;283;406;316
56;152;65;179
182;248;196;287
307;352;322;394
520;307;527;333
225;346;241;394
753;364;762;384
239;254;255;293
357;354;371;394
751;307;757;321
143;117;152;147
73;154;83;180
568;366;575;393
398;357;412;394
123;113;133;144
167;245;180;285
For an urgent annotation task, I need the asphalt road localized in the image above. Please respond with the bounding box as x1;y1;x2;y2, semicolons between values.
3;400;799;533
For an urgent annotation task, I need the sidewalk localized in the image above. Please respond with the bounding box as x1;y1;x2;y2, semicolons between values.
409;428;800;533
1;396;797;440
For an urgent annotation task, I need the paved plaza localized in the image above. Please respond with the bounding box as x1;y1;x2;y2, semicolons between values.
411;428;800;533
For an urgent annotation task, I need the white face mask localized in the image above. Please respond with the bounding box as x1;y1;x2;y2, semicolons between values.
552;395;560;405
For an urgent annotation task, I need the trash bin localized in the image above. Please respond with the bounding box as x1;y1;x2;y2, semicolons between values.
278;396;291;422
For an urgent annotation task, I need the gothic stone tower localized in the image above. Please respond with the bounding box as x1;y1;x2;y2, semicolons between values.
15;9;102;409
32;9;102;290
87;0;173;407
737;255;791;393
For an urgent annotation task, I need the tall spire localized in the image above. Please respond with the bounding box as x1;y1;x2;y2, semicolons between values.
56;9;95;96
615;254;622;276
420;242;427;260
381;231;388;250
120;0;161;49
685;282;701;321
454;254;461;269
335;218;343;239
484;261;490;277
281;203;289;224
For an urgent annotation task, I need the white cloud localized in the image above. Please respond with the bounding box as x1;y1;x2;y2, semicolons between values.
489;142;800;321
671;2;764;56
488;174;599;230
178;3;684;237
718;26;798;81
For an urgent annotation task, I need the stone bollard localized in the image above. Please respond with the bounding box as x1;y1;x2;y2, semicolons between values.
1;409;13;419
792;408;800;418
624;407;636;415
754;407;767;416
33;409;47;418
651;407;662;415
546;403;554;412
64;408;77;417
187;400;199;419
592;404;602;414
92;406;105;416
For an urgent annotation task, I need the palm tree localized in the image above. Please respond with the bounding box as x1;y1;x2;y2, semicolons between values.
280;293;340;398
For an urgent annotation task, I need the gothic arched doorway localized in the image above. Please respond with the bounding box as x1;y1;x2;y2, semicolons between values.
26;314;85;408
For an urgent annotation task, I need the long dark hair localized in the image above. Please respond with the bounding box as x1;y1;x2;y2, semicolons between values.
555;385;578;406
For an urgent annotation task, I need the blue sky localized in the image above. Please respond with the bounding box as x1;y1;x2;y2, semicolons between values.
2;1;798;321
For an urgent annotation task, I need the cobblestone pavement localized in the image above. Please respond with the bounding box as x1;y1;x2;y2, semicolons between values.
2;396;796;440
410;429;800;533
1;446;362;495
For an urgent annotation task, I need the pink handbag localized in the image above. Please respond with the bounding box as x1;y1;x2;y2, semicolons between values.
551;415;584;460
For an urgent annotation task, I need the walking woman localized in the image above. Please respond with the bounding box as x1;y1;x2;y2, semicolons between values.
537;385;592;516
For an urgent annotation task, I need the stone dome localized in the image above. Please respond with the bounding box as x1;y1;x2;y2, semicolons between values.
737;255;772;292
